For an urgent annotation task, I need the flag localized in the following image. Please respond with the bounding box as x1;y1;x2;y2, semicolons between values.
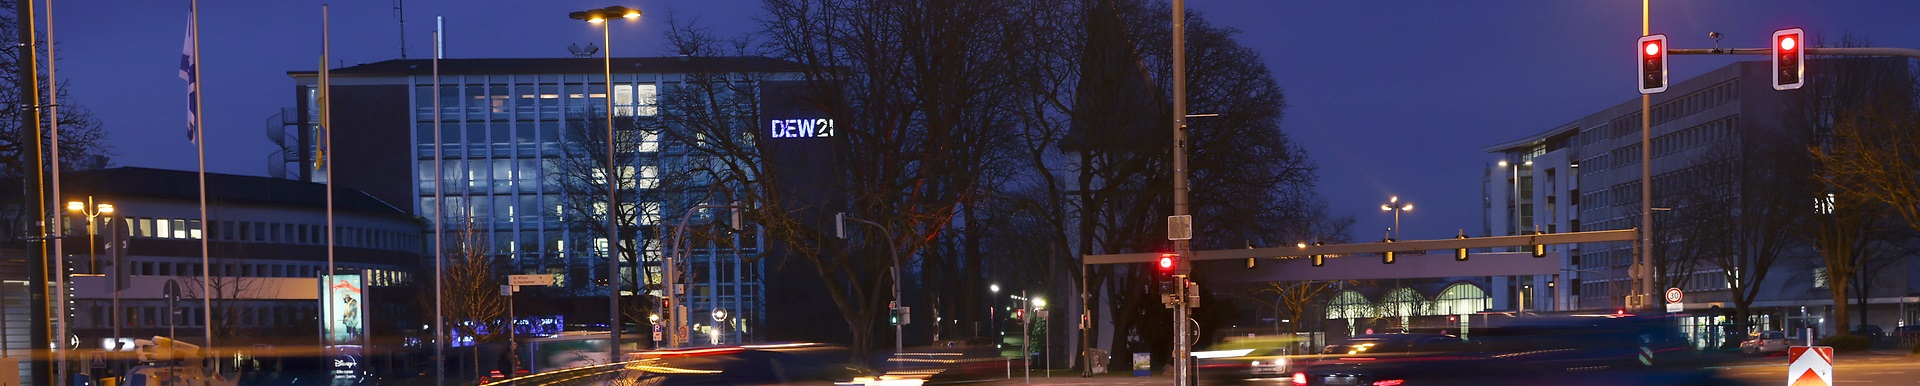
180;9;199;143
315;55;329;171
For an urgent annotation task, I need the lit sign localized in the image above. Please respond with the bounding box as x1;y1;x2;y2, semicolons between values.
769;118;835;138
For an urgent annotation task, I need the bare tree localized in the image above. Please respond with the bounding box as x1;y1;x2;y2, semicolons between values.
441;219;506;379
1807;44;1920;235
1248;280;1351;335
0;9;112;177
1795;37;1917;333
1665;132;1805;334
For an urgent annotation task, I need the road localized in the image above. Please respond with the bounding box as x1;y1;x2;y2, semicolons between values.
1713;353;1919;385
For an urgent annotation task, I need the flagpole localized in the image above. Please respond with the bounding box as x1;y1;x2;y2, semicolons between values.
321;2;339;368
432;16;447;386
42;0;68;383
189;0;216;373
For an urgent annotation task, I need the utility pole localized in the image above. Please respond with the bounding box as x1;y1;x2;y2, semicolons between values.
1169;0;1195;385
15;0;53;384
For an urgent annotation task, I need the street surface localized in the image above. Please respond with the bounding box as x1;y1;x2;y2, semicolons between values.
1714;352;1919;385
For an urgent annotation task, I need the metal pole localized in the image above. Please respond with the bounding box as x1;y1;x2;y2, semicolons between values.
1637;0;1655;312
1170;0;1193;384
14;0;52;383
843;216;904;364
110;217;121;379
602;19;624;359
1023;291;1029;384
1078;263;1088;377
669;204;748;348
431;17;446;386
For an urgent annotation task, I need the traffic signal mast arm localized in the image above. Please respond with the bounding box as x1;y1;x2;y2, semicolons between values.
1667;46;1920;59
1082;229;1637;265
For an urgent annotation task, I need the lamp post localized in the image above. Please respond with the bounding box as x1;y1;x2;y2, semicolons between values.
668;203;745;348
1497;160;1531;239
988;284;998;339
66;197;114;379
1379;196;1412;241
66;197;113;274
838;214;904;363
568;4;640;358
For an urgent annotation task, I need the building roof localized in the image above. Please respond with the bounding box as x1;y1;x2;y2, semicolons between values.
290;56;806;77
31;167;411;218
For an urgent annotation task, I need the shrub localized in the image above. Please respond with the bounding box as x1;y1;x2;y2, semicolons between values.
1817;334;1871;352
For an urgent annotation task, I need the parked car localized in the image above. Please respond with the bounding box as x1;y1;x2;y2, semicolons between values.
1740;330;1789;355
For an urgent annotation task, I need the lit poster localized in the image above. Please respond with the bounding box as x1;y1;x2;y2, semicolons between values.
320;274;367;345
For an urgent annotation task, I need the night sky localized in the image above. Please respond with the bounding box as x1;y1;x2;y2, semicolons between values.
44;0;1920;244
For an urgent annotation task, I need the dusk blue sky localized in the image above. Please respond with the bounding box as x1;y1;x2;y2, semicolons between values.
44;1;1920;244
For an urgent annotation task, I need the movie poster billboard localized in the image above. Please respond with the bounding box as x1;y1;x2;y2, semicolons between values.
319;273;367;346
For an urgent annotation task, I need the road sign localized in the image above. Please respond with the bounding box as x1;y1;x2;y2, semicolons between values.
162;279;182;306
508;274;553;286
1665;288;1683;303
1788;346;1833;385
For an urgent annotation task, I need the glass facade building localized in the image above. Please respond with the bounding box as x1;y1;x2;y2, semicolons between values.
290;57;799;343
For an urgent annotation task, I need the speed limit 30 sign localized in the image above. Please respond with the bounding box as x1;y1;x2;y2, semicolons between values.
1665;288;1683;313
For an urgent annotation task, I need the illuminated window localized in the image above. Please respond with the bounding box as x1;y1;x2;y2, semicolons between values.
640;130;660;153
637;165;659;189
640;202;661;226
613;84;658;117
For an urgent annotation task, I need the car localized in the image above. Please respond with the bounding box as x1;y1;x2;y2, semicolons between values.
1292;315;1740;386
1196;346;1293;384
1740;330;1789;355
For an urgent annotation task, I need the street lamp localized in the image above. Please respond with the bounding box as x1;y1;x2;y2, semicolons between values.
569;4;640;358
1380;196;1412;241
1497;159;1532;238
838;213;905;363
66;197;114;273
987;284;998;338
67;197;115;381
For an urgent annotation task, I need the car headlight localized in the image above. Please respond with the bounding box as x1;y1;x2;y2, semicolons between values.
1251;361;1262;366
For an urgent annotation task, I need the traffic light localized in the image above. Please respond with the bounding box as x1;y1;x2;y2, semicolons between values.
1155;253;1177;296
1382;238;1395;264
1454;231;1470;261
1156;253;1176;281
889;308;900;325
1774;28;1805;90
1638;34;1668;94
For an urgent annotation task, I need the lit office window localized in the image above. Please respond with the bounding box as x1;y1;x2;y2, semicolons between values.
637;165;659;189
640;130;660;153
613;84;658;117
640;202;661;226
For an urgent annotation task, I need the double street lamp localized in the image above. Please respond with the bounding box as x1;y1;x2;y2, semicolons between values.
1380;196;1412;241
568;4;640;358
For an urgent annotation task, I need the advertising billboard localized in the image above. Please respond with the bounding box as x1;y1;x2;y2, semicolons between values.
319;273;366;346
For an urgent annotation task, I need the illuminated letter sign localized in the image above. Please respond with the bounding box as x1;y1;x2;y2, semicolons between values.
769;118;836;138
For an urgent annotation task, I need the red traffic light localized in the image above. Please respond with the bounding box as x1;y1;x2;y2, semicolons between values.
1774;28;1805;90
1637;34;1668;94
1157;254;1175;270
